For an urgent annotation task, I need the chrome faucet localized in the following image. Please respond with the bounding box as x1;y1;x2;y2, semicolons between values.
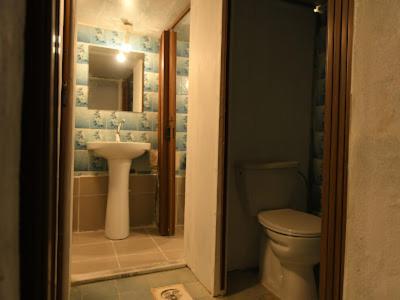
115;119;125;142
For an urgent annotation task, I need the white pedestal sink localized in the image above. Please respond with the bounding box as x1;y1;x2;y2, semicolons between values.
87;141;151;239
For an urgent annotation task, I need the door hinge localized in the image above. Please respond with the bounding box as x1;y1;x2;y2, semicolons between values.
166;126;175;141
61;81;68;107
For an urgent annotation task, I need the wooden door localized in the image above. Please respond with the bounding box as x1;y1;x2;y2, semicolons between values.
158;30;177;236
319;0;354;299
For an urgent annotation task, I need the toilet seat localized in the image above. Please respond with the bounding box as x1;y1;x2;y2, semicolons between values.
258;209;321;238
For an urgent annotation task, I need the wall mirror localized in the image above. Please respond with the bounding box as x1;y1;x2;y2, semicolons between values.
88;45;144;112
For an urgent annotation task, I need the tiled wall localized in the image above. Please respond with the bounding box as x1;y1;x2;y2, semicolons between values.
310;14;327;215
74;24;160;174
74;24;189;175
175;40;190;175
72;174;185;231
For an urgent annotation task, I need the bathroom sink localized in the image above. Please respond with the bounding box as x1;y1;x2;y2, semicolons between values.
87;141;151;240
87;141;150;160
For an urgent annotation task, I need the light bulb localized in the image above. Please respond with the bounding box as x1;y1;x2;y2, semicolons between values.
116;52;126;63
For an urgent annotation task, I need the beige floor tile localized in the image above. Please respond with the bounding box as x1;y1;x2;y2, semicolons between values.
184;282;210;298
113;237;159;256
163;250;184;261
71;257;118;275
72;231;109;245
153;236;184;251
118;252;166;268
72;242;114;262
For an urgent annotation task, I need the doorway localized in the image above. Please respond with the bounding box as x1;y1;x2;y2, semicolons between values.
19;0;353;299
65;0;191;285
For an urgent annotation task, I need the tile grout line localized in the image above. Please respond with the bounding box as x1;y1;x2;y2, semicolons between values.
147;232;169;261
111;241;122;269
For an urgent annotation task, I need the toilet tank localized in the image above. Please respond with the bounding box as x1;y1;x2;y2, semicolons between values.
235;161;306;216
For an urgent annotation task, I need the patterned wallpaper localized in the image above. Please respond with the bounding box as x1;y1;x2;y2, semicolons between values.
310;14;327;215
74;24;189;175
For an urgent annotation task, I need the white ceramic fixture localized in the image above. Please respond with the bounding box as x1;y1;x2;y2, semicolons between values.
258;209;321;300
236;161;321;300
87;141;150;239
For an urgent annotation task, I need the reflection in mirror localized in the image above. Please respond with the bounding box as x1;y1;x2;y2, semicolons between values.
88;45;144;112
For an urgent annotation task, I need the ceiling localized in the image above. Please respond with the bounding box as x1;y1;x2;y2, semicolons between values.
77;0;190;37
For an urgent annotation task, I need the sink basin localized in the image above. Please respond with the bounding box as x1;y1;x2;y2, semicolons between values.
87;141;150;160
87;141;151;239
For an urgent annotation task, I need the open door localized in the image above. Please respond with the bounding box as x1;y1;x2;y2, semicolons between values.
184;0;228;296
158;30;177;236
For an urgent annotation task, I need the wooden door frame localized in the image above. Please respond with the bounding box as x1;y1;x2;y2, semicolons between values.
319;0;354;299
20;0;62;298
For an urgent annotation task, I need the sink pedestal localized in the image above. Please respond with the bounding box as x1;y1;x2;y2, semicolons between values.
86;141;151;240
105;159;131;239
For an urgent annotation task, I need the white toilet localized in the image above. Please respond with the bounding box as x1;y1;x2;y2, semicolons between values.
236;161;321;300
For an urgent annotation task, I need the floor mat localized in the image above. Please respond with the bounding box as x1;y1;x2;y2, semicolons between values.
151;284;194;300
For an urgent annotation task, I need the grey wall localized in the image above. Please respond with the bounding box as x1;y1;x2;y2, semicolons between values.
344;1;400;298
0;0;25;298
226;0;316;270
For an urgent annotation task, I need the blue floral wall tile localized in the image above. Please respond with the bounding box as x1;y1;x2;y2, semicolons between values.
74;150;89;171
176;95;188;113
176;133;187;151
104;30;123;48
177;76;189;95
177;41;189;58
91;27;107;45
138;113;152;131
76;63;88;85
75;130;86;150
313;105;324;132
144;92;159;112
75;85;88;107
89;110;106;129
74;24;164;173
144;72;159;92
88;151;107;171
76;44;89;63
131;152;151;173
313;131;324;159
177;57;189;76
176;114;187;132
144;53;159;73
175;151;186;174
77;25;92;43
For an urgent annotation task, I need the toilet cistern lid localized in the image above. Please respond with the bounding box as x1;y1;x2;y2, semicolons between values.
258;209;321;237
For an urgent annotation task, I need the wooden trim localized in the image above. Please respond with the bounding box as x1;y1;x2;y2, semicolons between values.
218;0;230;293
168;30;177;235
57;0;76;298
20;0;61;298
169;6;191;30
319;0;354;299
158;31;176;235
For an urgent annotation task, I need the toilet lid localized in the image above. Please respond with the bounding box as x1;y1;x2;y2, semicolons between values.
258;209;321;237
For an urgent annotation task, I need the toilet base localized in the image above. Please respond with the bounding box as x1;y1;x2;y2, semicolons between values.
280;263;317;300
260;235;318;300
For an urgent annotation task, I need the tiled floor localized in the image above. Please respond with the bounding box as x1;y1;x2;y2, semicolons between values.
70;268;279;300
71;226;184;283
